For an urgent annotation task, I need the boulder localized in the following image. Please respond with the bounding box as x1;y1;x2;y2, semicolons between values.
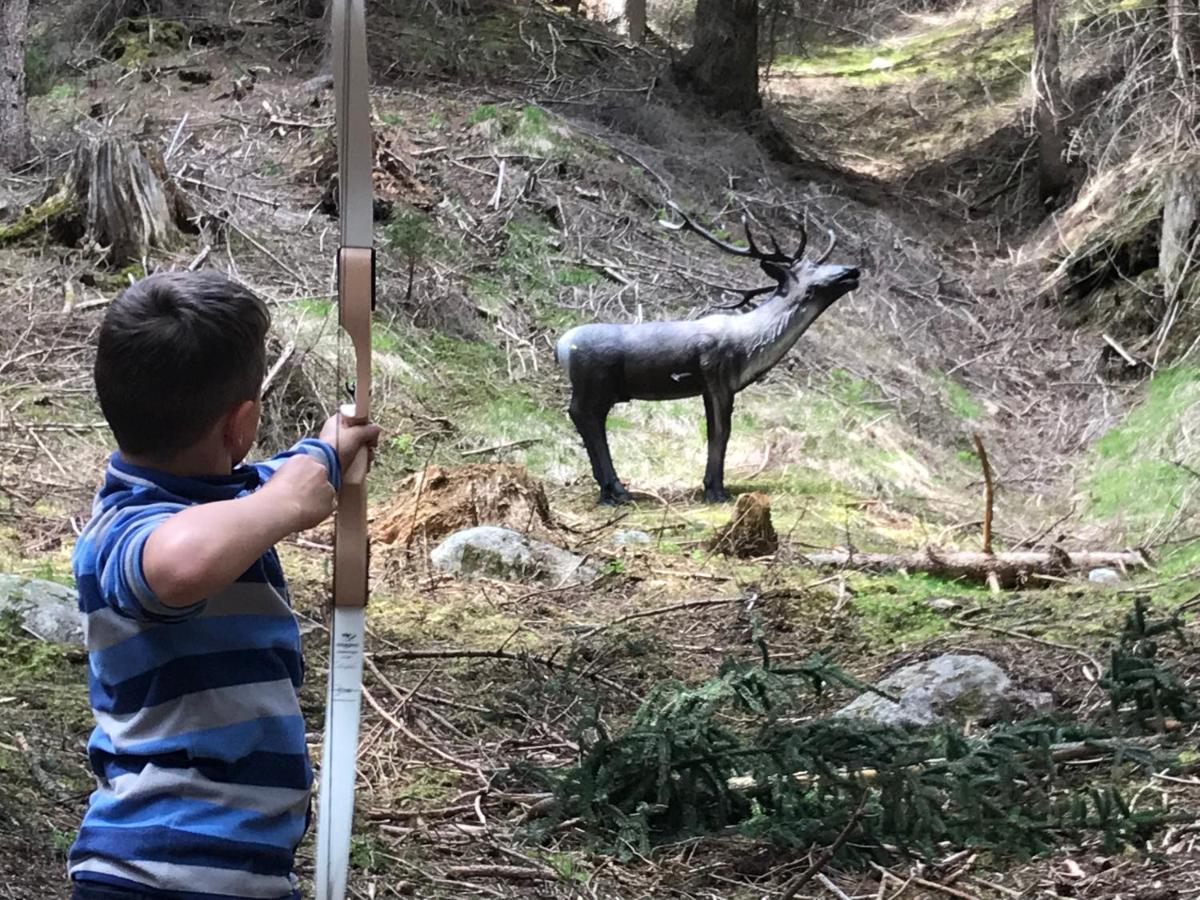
0;575;82;646
835;653;1052;728
1088;567;1121;585
609;529;652;547
431;526;596;586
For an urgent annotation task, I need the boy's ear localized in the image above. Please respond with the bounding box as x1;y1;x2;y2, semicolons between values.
224;399;261;458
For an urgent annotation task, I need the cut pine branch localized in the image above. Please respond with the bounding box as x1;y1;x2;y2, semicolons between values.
800;547;1149;588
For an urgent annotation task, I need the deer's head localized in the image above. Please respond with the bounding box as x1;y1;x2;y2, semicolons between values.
662;201;860;313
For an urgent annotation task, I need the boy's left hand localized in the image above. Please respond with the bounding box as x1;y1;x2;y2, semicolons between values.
320;412;382;475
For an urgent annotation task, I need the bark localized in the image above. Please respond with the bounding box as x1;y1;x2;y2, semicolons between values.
674;0;760;115
626;0;646;44
1168;0;1200;82
0;0;31;169
1032;0;1070;203
2;135;194;261
800;548;1149;588
708;492;778;558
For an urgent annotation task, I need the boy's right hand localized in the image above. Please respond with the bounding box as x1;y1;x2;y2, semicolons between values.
265;455;337;532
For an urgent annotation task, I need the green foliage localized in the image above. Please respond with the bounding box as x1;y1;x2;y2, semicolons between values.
384;207;436;266
1084;367;1200;528
24;39;57;98
467;104;500;125
349;833;393;873
1101;598;1197;731
536;602;1191;864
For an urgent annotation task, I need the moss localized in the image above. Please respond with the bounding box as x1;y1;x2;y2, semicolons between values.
1083;367;1200;531
100;18;187;67
292;296;333;318
850;573;988;646
932;372;985;420
468;104;501;126
0;186;76;245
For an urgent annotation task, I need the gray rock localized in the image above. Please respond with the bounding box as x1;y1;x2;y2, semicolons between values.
835;653;1052;728
0;575;82;646
431;526;596;586
927;597;963;613
610;529;652;547
1088;567;1121;585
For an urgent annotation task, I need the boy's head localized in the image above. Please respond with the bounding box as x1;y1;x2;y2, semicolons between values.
95;271;270;465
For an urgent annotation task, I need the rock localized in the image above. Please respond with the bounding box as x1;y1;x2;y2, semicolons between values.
431;526;596;586
1088;567;1121;585
610;529;652;547
927;597;963;613
834;653;1052;728
0;575;82;646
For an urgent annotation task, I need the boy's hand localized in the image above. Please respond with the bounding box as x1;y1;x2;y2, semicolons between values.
319;412;382;475
264;455;337;532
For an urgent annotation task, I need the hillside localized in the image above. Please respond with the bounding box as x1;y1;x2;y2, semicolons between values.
0;0;1197;897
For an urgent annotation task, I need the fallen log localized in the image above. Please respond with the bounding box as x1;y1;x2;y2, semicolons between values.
800;547;1149;588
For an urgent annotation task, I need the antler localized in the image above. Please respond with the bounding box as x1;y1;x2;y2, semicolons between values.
661;200;793;264
815;227;837;264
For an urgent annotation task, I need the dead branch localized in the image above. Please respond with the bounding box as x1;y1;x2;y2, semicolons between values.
800;547;1149;587
971;432;994;555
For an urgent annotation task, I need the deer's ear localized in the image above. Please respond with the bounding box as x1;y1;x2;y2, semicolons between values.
759;260;791;283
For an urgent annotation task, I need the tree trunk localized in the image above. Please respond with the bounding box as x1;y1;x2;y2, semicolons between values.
0;0;31;169
1032;0;1069;203
1168;0;1200;81
674;0;760;115
800;548;1149;589
626;0;646;44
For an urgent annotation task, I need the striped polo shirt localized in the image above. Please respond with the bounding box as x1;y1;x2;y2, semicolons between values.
69;439;340;899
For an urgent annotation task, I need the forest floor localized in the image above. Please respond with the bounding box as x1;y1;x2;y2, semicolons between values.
0;0;1198;897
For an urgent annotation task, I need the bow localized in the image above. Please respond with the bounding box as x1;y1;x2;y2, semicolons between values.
315;0;374;897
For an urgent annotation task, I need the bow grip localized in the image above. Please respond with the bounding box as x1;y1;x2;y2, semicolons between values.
333;246;373;610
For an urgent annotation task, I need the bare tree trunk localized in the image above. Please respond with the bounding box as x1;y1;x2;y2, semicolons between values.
1032;0;1070;203
674;0;760;115
0;0;31;169
626;0;646;44
801;548;1149;589
1168;0;1199;81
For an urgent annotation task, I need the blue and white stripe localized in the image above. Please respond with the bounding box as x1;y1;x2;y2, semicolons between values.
69;440;340;899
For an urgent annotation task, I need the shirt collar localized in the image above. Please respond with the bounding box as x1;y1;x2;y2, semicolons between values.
106;451;263;503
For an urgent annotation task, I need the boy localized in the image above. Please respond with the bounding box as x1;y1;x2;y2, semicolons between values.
68;271;380;899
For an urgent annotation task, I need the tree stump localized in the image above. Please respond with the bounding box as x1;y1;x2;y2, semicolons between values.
0;133;194;265
708;492;779;558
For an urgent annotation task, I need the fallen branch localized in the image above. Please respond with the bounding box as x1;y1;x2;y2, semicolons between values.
800;547;1149;587
727;736;1164;794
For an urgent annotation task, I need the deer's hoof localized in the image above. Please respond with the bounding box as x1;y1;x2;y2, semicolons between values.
703;487;731;503
599;485;633;506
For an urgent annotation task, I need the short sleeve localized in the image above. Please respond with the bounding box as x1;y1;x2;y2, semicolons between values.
251;438;341;491
95;506;206;623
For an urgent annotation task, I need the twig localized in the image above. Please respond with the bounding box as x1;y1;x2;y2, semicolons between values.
260;341;295;399
461;438;542;457
372;647;639;700
576;595;750;641
950;617;1103;677
779;793;867;899
972;432;994;555
362;684;489;783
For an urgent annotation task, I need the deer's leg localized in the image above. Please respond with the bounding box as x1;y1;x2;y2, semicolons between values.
701;389;734;503
569;394;631;505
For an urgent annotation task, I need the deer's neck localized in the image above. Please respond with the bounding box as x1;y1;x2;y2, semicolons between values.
737;294;819;387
